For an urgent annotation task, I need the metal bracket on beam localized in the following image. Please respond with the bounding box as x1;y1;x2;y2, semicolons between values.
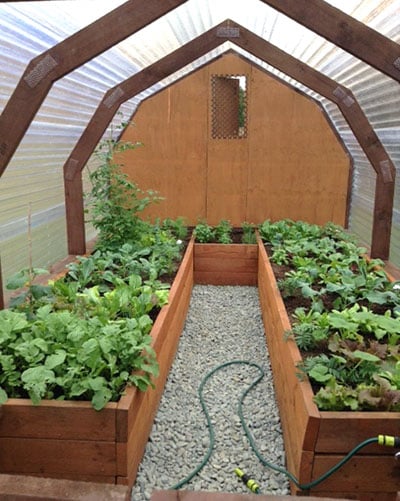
103;86;125;109
217;26;240;38
379;159;394;184
64;158;80;181
333;86;355;107
24;54;58;88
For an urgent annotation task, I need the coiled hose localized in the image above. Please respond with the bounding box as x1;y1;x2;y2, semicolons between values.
169;360;395;493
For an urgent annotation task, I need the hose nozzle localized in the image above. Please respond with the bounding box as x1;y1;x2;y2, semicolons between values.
234;467;260;494
378;435;400;448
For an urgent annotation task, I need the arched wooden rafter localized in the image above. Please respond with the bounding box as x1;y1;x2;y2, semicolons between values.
0;1;398;310
232;24;396;260
0;0;189;176
63;24;227;255
1;0;399;176
63;20;396;260
260;0;400;83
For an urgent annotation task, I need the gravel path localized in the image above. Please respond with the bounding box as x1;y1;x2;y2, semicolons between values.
131;285;290;500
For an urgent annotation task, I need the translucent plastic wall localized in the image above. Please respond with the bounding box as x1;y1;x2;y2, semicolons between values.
1;0;399;292
0;2;136;296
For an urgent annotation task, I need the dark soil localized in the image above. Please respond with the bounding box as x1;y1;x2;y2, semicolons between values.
271;262;311;319
267;245;390;321
190;227;253;244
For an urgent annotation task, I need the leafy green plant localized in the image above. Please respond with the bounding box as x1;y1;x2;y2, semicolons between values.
1;262;169;411
85;123;161;250
1;126;188;411
194;221;215;243
214;219;233;244
160;217;188;241
0;306;158;410
6;267;52;317
261;219;400;411
241;222;257;244
290;308;330;350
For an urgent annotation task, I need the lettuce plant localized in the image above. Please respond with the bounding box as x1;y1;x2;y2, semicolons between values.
1;128;187;410
261;219;400;411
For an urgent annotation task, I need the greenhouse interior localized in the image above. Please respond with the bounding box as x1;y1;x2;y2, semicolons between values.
0;1;400;500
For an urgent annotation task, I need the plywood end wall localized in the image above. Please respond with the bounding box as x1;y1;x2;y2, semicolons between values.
119;53;351;227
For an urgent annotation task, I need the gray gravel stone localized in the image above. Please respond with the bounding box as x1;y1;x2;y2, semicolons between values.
130;285;290;500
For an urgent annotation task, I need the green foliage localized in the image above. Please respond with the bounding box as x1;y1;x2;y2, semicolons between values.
1;128;188;411
194;221;215;243
6;267;52;317
85;124;161;251
159;217;188;241
260;218;400;411
195;219;258;244
241;222;257;244
290;308;330;350
214;219;233;244
0;307;158;410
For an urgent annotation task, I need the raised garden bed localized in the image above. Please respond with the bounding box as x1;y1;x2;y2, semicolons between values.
2;234;399;499
257;236;400;500
0;238;194;486
0;239;257;488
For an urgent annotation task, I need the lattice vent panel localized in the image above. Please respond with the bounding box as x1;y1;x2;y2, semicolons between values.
211;74;247;139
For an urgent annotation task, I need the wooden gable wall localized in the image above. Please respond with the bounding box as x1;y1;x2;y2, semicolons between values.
118;53;351;226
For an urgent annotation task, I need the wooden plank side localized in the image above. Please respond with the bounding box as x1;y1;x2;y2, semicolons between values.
312;492;398;501
257;241;320;483
0;437;116;477
195;258;256;273
116;386;155;481
316;412;400;454
194;244;258;285
0;474;130;498
163;239;194;315
194;271;257;286
0;400;117;441
194;244;258;260
310;455;400;494
13;472;117;485
194;243;257;269
116;242;194;481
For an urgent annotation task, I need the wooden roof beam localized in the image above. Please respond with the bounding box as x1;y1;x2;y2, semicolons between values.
260;0;400;83
229;22;395;259
231;24;396;179
64;23;224;254
0;0;189;177
64;20;395;260
69;20;394;260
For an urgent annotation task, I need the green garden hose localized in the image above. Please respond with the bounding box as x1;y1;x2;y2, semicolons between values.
169;360;397;493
